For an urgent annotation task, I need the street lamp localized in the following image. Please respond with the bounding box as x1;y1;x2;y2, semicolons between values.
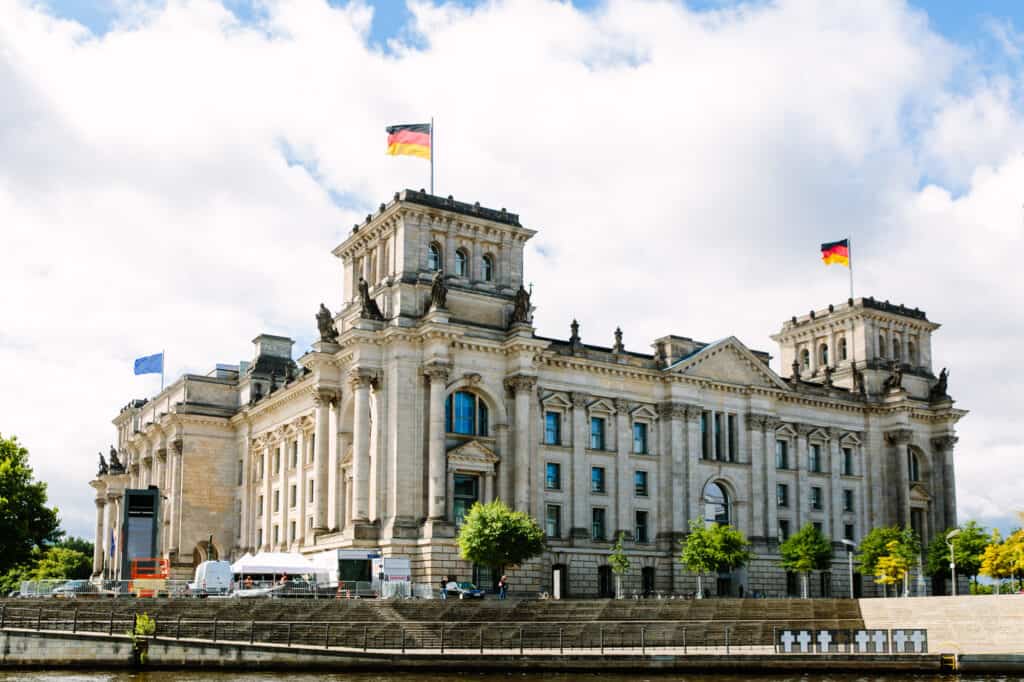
946;528;961;597
840;539;856;599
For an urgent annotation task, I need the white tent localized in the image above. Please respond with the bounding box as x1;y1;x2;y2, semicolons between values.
230;552;322;576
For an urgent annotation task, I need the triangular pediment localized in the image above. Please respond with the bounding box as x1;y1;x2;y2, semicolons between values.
910;484;931;502
447;439;499;467
668;337;789;390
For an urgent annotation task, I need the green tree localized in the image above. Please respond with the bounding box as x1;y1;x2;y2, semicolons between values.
875;540;912;595
31;546;92;581
980;530;1016;593
857;526;919;597
679;518;752;598
608;532;631;599
56;536;94;558
779;523;832;599
0;434;61;575
925;521;987;588
456;499;545;583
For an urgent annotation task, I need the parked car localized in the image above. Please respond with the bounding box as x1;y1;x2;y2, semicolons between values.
52;580;97;598
445;581;485;599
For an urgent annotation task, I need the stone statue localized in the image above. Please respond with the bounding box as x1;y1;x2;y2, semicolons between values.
511;285;531;324
429;271;447;311
823;365;833;387
108;445;124;474
791;359;801;382
930;367;949;401
315;303;338;343
359;277;384;320
883;363;904;392
852;365;866;396
613;327;624;353
97;452;108;476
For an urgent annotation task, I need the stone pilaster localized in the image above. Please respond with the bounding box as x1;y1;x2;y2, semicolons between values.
764;418;780;540
504;374;537;513
746;413;769;539
886;428;914;527
932;435;959;530
614;397;631;539
570;392;590;540
795;423;813;529
350;369;378;523
424;363;451;520
828;428;842;539
313;390;332;530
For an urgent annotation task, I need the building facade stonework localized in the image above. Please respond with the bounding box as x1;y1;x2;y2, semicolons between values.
89;190;966;597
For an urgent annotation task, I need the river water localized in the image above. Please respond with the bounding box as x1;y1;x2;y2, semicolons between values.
0;673;1015;681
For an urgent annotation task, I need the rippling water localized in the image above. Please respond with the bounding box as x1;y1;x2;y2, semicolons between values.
0;673;1016;681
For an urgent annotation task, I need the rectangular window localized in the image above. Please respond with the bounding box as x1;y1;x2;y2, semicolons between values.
714;413;723;460
843;489;854;512
701;412;710;459
308;479;314;503
633;422;648;454
272;525;279;545
809;444;822;473
635;470;649;497
289;520;296;543
308;516;314;529
544;411;561;445
844;523;855;542
258;458;264;480
591;467;606;494
778;519;791;542
273;489;280;512
274;448;281;474
256;528;262;547
775;440;789;469
309;434;315;462
257;495;263;517
776;483;789;507
290;484;296;508
545;504;561;538
843;447;854;476
545;462;562;490
592;508;606;541
237;459;243;486
810;486;822;510
813;521;823;534
727;414;738;462
453;474;479;528
590;417;606;450
290;441;298;469
635;510;649;544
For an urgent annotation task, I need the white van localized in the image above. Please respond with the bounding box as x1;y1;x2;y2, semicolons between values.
189;560;233;596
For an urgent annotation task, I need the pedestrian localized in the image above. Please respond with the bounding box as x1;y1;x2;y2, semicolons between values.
498;575;508;600
439;575;447;600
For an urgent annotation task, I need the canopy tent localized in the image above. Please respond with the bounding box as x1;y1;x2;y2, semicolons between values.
230;552;323;576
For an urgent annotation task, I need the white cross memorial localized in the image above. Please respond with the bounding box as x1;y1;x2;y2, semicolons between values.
780;630;796;653
817;630;833;653
893;630;908;653
855;630;871;653
872;630;888;653
910;630;926;653
797;630;812;653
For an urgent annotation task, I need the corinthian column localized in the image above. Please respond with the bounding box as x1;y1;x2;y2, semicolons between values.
350;369;377;523
92;496;105;576
314;392;332;529
424;363;451;520
571;392;589;537
505;374;537;513
933;435;959;529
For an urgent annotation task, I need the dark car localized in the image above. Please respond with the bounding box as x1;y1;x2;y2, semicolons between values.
52;580;97;598
446;581;485;599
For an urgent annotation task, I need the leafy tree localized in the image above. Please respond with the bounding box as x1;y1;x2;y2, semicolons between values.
875;540;912;595
925;521;987;588
0;434;61;575
57;536;95;558
857;526;919;597
679;518;752;598
608;532;631;599
456;500;545;582
980;529;1023;593
779;523;832;599
32;546;92;581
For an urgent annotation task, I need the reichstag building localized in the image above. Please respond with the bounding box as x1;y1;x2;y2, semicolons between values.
89;190;965;598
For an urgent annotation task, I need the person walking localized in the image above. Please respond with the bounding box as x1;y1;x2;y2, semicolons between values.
439;575;447;600
498;575;508;600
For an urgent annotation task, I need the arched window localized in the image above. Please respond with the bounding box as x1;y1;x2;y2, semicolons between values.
445;391;489;436
838;337;848;361
703;481;730;527
819;343;829;366
428;243;442;271
878;333;886;358
800;348;810;370
482;254;494;282
454;249;468;277
908;341;916;366
907;451;920;482
892;338;901;361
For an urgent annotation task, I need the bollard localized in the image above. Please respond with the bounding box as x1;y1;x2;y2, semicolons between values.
480;626;484;655
519;627;524;656
440;626;445;654
363;625;368;652
36;607;42;631
725;626;729;655
600;627;604;654
559;627;563;655
324;623;330;649
177;615;182;640
287;622;293;647
683;626;687;655
109;610;114;636
72;608;78;634
773;626;777;654
401;628;405;654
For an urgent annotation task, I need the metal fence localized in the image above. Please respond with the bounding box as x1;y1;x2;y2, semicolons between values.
0;605;926;656
14;579;441;600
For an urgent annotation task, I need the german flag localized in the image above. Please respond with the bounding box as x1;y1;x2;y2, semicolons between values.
386;123;431;160
821;239;850;267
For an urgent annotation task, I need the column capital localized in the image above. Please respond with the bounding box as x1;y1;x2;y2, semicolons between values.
931;435;958;451
571;391;590;409
348;367;380;390
171;438;183;455
503;373;537;394
885;428;914;445
746;413;770;430
423;361;451;383
613;397;631;414
156;447;167;461
314;387;341;406
794;422;815;437
764;417;781;431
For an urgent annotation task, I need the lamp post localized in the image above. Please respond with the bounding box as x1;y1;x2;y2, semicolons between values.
946;528;961;597
840;539;856;599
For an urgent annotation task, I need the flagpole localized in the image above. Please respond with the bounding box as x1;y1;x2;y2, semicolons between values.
848;236;854;301
430;116;435;195
161;349;165;392
848;236;857;378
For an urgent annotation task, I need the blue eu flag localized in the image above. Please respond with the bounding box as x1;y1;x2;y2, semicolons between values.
134;352;164;376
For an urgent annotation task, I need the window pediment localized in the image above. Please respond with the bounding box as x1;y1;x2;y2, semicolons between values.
540;392;572;410
910;483;931;501
839;432;862;446
631;404;659;421
588;398;615;415
447;439;500;469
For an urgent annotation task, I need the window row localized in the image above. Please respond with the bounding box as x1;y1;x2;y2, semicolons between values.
427;243;495;281
775;484;856;512
700;411;739;462
877;331;919;365
254;435;316;481
255;481;315;517
544;412;650;454
799;337;850;370
546;464;647;496
775;442;858;475
777;519;856;543
544;506;652;543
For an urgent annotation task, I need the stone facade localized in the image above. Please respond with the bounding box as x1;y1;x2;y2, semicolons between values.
89;189;966;597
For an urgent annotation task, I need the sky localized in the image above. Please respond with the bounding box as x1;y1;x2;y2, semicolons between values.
1;0;1023;544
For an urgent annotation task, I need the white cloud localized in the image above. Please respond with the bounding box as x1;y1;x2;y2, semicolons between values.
0;0;1021;539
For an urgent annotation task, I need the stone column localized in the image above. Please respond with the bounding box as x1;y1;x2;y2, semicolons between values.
933;436;959;529
483;472;495;503
238;428;250;552
614;398;631;537
261;444;272;550
425;363;450;520
685;406;703;525
108;493;123;580
296;428;307;546
279;438;289;549
314;392;331;529
571;392;589;538
669;405;689;534
747;414;767;539
829;429;842;539
887;429;913;527
764;419;780;540
169;439;183;556
93;497;105;576
505;375;537;513
656;403;675;539
795;424;811;528
350;369;376;523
